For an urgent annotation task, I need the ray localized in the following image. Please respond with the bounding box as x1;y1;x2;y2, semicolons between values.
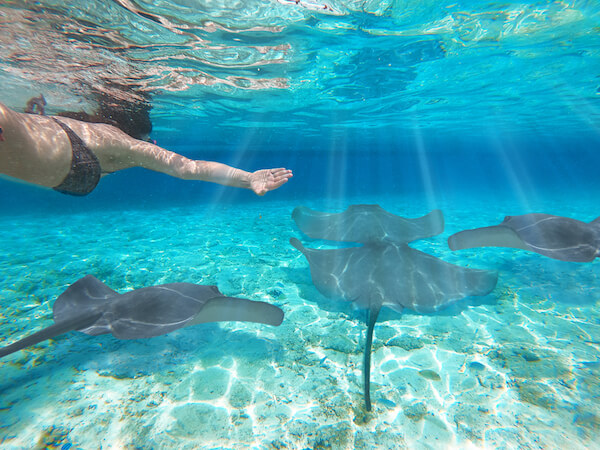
0;275;284;359
448;213;600;262
291;205;497;411
292;205;444;244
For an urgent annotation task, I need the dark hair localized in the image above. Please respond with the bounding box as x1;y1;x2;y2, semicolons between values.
58;84;152;140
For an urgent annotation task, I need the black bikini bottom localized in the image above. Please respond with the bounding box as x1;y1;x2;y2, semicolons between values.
52;118;101;196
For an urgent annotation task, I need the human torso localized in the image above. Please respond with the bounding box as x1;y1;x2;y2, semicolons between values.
0;103;131;189
0;103;72;187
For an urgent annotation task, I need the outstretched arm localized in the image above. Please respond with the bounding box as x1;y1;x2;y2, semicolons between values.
103;135;292;196
183;161;293;196
0;104;292;194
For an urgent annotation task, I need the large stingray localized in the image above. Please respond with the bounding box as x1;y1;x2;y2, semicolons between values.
290;205;497;411
0;275;284;359
448;213;600;262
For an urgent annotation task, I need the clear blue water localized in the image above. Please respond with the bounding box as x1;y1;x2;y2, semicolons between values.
1;1;600;448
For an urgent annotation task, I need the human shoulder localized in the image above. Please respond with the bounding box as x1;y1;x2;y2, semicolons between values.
0;102;30;129
0;102;13;119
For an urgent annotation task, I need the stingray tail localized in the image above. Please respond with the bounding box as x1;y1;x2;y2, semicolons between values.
0;312;101;359
363;304;381;412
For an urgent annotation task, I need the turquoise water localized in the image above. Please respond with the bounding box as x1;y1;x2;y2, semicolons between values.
1;1;600;449
1;195;599;448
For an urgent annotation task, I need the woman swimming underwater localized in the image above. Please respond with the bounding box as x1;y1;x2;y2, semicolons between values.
0;101;292;196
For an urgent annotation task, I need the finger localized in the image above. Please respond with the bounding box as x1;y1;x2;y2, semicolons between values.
272;170;293;180
270;168;292;177
273;173;292;182
270;177;290;189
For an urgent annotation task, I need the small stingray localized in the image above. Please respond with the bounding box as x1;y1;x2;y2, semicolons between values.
448;214;600;262
290;205;497;411
0;275;284;359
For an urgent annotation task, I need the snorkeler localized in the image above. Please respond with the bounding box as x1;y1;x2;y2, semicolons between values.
0;102;292;196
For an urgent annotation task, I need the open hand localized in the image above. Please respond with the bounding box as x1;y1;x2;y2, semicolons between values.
250;168;293;196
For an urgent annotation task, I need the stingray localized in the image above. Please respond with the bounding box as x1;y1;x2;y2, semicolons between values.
290;205;497;411
448;213;600;262
0;275;284;359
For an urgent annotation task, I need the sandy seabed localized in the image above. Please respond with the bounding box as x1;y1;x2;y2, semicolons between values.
0;195;598;449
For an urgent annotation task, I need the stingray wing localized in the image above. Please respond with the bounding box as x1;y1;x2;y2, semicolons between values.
291;238;371;305
1;275;113;358
52;274;118;323
383;246;498;313
292;205;444;244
